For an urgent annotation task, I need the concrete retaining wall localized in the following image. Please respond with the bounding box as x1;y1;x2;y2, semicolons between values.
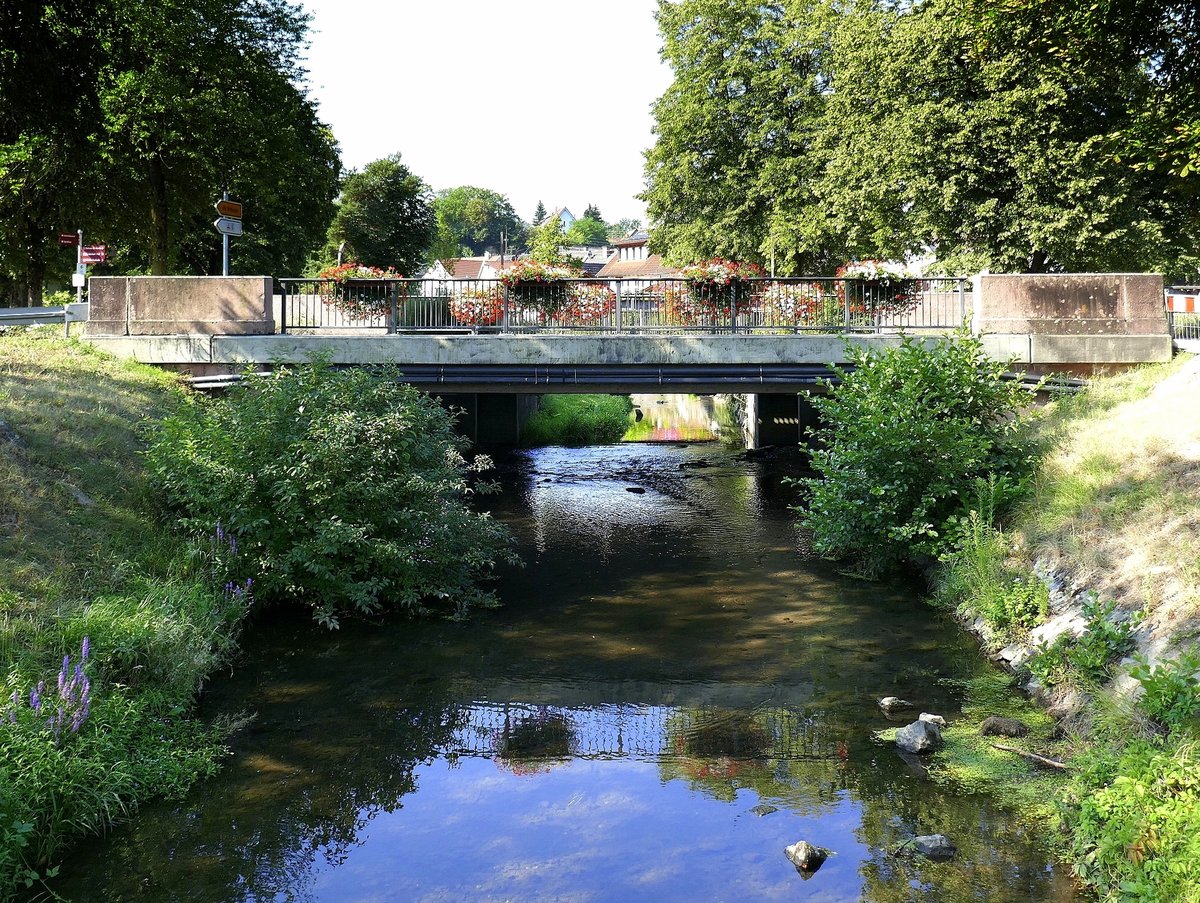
973;273;1167;337
86;276;273;336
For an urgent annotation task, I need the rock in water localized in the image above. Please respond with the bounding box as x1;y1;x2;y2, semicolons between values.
785;841;830;873
878;696;913;714
979;716;1031;737
910;834;957;860
895;719;943;754
750;803;778;817
625;486;646;494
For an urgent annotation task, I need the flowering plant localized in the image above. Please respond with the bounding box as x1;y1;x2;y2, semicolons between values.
449;286;506;327
499;259;582;315
760;281;840;327
677;258;765;319
555;284;616;326
317;262;403;318
835;260;920;317
4;637;93;742
678;258;766;284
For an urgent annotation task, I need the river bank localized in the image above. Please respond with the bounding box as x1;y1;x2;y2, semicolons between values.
935;353;1200;901
0;330;250;896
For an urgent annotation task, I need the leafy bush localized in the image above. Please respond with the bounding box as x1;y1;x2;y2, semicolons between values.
1130;652;1200;734
1028;595;1138;688
1066;740;1200;901
799;331;1037;575
521;395;633;446
145;360;516;627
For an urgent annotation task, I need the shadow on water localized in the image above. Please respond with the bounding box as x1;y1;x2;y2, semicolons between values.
48;445;1079;903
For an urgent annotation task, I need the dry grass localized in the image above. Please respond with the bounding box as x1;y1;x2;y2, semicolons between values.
1018;353;1200;655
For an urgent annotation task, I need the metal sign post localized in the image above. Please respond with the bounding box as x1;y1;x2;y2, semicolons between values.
76;229;83;305
214;192;244;275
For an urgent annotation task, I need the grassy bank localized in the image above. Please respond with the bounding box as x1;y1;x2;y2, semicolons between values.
0;331;248;896
937;355;1200;901
521;394;633;446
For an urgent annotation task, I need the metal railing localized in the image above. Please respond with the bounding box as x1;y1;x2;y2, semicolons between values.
1168;311;1200;343
275;277;969;335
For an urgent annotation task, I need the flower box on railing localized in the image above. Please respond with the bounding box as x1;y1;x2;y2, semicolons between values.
316;262;402;319
835;261;921;318
449;286;506;327
678;259;766;321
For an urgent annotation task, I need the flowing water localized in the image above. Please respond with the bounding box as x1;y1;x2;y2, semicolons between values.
52;439;1078;902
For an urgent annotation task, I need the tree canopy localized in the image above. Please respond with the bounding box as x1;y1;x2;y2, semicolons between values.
564;217;609;247
0;0;341;302
322;155;435;275
430;186;526;260
643;0;1200;278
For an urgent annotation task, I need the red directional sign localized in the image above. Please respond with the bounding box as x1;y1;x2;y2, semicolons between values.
80;244;107;264
59;233;79;246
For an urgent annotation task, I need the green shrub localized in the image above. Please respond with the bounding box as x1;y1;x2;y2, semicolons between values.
145;360;516;627
521;394;633;446
1065;739;1200;901
1028;595;1138;688
799;331;1037;575
1130;652;1200;734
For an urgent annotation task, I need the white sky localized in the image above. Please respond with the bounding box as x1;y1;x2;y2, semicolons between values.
296;0;674;225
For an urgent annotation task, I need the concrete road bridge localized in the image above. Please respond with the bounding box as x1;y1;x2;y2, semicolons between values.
80;272;1174;444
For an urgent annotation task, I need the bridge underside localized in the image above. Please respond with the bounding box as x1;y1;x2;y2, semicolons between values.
340;363;838;395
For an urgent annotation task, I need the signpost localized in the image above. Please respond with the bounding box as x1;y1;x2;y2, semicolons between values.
214;193;243;275
81;245;107;264
59;233;79;247
213;217;243;237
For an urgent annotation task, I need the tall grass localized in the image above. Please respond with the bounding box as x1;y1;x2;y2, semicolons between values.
0;330;248;895
521;394;633;446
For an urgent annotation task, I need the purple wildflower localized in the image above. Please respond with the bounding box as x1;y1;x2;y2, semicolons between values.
81;636;90;661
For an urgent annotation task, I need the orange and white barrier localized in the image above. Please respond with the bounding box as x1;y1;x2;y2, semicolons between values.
1166;292;1198;313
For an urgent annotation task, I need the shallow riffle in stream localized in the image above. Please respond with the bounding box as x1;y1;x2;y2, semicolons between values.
51;443;1079;902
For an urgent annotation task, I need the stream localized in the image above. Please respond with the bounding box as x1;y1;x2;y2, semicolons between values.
52;409;1079;902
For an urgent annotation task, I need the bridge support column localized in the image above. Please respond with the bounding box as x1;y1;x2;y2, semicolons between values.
434;393;538;446
750;393;821;447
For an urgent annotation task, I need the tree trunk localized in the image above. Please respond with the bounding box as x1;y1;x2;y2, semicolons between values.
148;155;170;275
21;214;46;306
1026;249;1049;273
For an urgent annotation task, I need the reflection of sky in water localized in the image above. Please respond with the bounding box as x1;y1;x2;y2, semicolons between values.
308;757;869;903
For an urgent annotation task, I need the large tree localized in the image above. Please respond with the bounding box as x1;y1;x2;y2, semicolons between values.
644;0;1200;277
323;154;435;274
0;0;340;301
0;0;101;304
643;0;835;273
429;186;525;260
564;217;608;247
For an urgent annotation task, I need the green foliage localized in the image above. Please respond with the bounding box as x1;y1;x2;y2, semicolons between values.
0;332;252;898
563;216;609;247
144;360;515;627
644;0;1200;278
533;200;546;224
938;513;1047;640
644;0;837;272
528;216;569;265
1027;596;1138;688
799;331;1037;575
322;154;435;275
1130;652;1200;734
582;203;604;223
521;395;633;446
1065;740;1200;901
0;0;340;294
430;185;526;260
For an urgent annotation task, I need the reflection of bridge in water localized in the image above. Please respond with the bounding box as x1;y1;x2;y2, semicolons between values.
443;702;834;762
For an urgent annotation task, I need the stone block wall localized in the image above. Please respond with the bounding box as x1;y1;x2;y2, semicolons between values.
86;276;274;336
973;273;1167;336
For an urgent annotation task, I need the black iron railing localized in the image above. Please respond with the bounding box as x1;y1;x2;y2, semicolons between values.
274;276;970;335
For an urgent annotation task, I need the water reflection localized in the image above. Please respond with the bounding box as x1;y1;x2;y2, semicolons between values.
48;445;1078;903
